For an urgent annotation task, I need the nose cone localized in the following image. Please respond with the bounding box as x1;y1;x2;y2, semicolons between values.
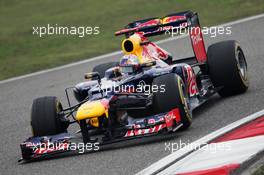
76;100;106;121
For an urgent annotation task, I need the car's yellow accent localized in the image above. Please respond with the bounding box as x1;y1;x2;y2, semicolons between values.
122;34;144;63
105;109;109;118
76;100;106;121
89;118;99;127
162;17;170;24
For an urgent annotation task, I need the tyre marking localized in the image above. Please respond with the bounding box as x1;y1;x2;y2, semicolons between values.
177;77;192;122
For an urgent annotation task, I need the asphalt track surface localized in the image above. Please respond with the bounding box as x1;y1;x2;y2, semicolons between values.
1;16;264;175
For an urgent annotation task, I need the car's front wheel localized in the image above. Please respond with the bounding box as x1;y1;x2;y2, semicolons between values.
152;73;192;130
31;96;69;136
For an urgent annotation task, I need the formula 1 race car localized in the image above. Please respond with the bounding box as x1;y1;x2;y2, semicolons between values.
19;11;249;161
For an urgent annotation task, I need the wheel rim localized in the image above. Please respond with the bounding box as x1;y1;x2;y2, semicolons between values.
236;49;247;80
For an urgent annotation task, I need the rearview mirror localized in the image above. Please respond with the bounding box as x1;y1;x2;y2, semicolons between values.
141;61;156;68
84;72;101;82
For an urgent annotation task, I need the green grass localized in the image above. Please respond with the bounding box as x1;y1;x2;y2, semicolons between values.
0;0;263;80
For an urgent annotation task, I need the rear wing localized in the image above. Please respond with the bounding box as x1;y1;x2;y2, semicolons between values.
115;11;207;63
115;11;192;37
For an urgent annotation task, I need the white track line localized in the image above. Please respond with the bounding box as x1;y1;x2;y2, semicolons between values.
136;109;264;175
1;13;264;85
160;135;264;175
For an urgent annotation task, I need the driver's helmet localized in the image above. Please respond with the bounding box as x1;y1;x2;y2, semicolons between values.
119;54;141;74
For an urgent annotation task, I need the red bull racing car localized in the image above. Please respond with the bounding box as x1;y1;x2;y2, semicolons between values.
19;11;249;161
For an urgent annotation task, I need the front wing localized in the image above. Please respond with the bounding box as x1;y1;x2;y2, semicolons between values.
19;108;183;162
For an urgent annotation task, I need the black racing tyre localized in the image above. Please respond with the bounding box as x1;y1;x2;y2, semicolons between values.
92;61;119;79
207;40;249;97
31;96;68;136
152;73;192;130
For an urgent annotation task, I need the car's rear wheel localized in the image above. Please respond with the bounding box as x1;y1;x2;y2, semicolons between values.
92;61;119;79
31;96;68;136
207;40;249;97
152;73;192;130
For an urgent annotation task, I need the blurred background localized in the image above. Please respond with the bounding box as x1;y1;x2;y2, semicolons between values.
0;0;263;80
